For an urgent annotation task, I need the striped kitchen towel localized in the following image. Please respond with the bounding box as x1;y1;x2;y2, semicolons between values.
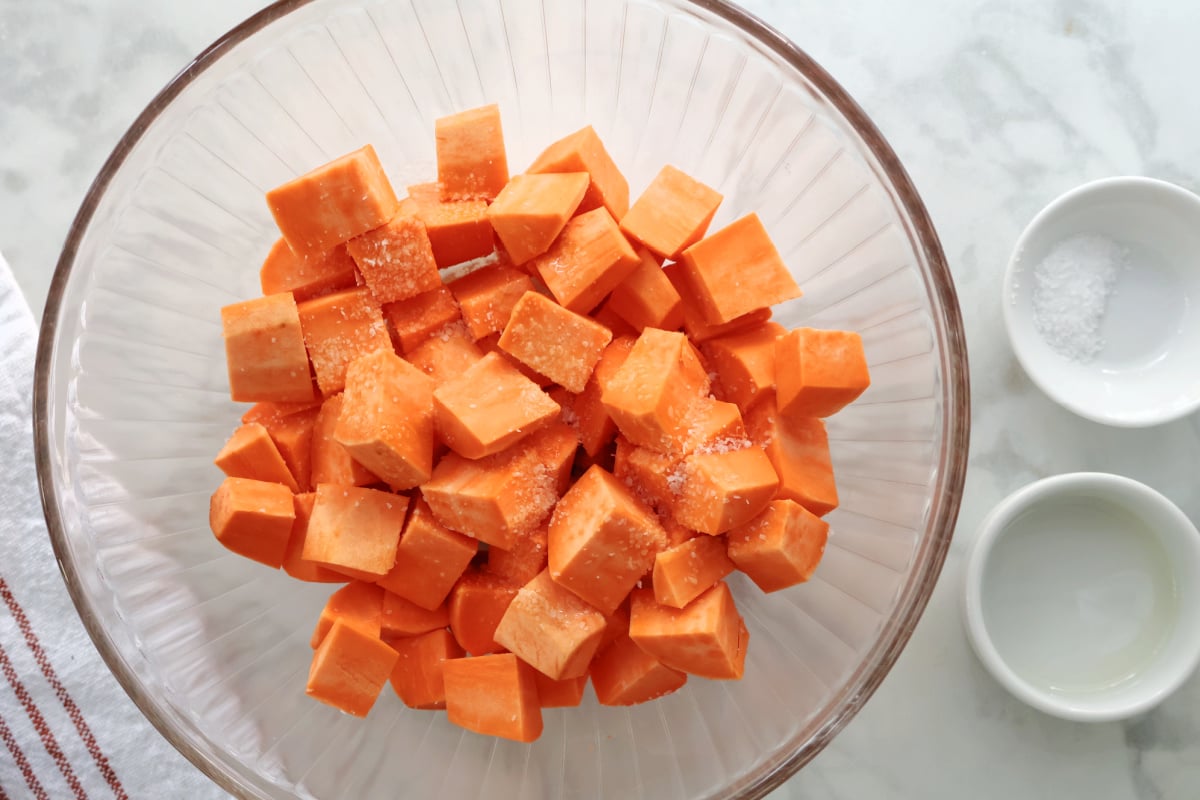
0;252;226;799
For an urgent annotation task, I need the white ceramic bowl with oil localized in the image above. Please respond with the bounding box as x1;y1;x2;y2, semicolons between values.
963;472;1200;722
1003;176;1200;427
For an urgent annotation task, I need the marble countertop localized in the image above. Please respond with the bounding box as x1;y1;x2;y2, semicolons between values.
5;1;1200;798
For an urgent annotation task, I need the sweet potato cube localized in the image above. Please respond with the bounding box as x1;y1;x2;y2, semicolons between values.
620;165;723;260
221;293;315;404
487;173;589;264
405;322;485;384
283;492;346;583
590;634;687;706
674;397;748;456
663;261;775;343
727;499;830;592
448;263;535;340
606;248;685;333
662;517;700;548
494;570;607;680
407;182;495;267
745;397;839;516
376;500;477;610
575;335;636;457
628;582;746;679
528;207;641;314
600;328;710;452
421;422;578;549
214;422;299;492
209;477;294;568
597;601;632;654
240;400;321;426
547;465;667;615
652;534;735;609
592;298;639;339
267;145;400;257
311;393;379;487
260;406;320;493
334;350;434;490
533;673;588;708
296;287;392;396
701;321;787;412
487;524;549;586
260;239;357;302
302;485;409;579
678;213;801;325
612;436;681;514
346;201;441;305
775;327;871;418
306;620;399;718
527;125;629;218
433;351;560;459
447;568;520;656
310;580;385;649
674;445;779;535
389;628;465;710
435;104;509;201
443;653;543;743
381;286;462;353
498;291;613;393
381;591;450;639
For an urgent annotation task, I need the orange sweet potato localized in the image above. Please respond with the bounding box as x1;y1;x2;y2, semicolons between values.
448;262;535;340
528;207;641;314
775;327;870;418
376;499;477;610
606;248;685;333
302;485;409;579
652;534;735;609
296;286;393;396
260;239;357;302
619;165;722;260
214;422;299;492
346;200;442;305
267;145;400;257
335;349;435;490
407;182;495;267
433;351;560;459
381;591;451;639
421;421;577;549
628;582;747;680
209;476;295;568
701;321;786;412
497;291;613;393
673;445;779;535
745;396;839;517
590;634;687;706
494;569;607;680
677;213;801;325
282;492;346;583
381;286;462;353
310;580;385;649
306;620;399;718
533;672;588;708
447;568;520;656
727;499;830;592
221;293;315;404
405;321;485;385
436;104;509;202
486;524;549;586
388;628;465;710
663;261;774;343
310;393;380;487
547;465;666;615
487;173;589;264
575;335;636;458
527;125;629;218
442;653;542;742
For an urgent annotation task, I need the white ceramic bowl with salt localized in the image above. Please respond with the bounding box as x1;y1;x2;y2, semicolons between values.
1004;176;1200;426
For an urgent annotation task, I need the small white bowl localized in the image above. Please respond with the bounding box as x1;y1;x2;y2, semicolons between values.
963;472;1200;722
1004;176;1200;427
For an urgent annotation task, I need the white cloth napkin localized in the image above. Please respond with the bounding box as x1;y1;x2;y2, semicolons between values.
0;253;227;799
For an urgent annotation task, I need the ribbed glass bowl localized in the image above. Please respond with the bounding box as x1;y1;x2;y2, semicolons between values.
34;1;968;798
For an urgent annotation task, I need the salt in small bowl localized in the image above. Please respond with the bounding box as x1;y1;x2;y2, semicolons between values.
1003;176;1200;427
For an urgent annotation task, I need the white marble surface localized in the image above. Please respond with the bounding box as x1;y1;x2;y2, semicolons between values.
5;1;1200;798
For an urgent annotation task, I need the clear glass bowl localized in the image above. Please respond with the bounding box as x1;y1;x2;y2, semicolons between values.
34;1;969;798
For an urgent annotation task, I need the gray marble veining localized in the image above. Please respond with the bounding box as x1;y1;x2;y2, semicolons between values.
3;0;1200;798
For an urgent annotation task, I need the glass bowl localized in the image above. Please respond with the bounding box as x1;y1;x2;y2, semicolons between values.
34;0;969;797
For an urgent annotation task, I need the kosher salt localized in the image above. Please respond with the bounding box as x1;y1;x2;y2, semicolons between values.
1029;233;1126;362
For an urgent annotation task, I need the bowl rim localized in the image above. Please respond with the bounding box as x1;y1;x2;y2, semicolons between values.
961;471;1200;722
33;1;969;797
1001;175;1200;428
